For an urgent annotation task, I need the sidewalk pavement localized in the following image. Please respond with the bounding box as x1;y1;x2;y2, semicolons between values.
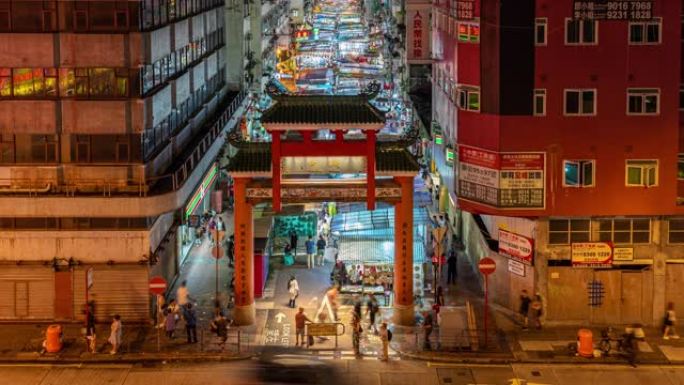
0;322;252;363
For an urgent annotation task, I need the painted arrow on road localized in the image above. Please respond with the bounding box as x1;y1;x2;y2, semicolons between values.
275;312;286;323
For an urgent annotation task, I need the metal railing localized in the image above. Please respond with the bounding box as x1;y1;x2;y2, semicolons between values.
412;327;501;353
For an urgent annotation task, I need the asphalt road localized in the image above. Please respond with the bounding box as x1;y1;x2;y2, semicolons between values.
6;353;684;385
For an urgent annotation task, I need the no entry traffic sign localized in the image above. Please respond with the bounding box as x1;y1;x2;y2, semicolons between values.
478;257;496;275
149;276;167;295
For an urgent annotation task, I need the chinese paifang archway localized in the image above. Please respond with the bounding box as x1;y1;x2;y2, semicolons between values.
227;84;420;326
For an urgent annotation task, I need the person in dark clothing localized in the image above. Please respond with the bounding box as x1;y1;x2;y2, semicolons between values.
226;235;235;267
85;300;96;353
519;290;532;329
422;310;434;350
182;303;198;343
446;250;457;285
366;294;380;334
290;230;299;257
316;235;327;266
353;295;362;319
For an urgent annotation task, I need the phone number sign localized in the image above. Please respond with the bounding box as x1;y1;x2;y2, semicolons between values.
573;1;654;20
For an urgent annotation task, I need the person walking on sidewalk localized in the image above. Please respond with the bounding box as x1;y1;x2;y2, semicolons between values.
85;301;97;353
288;275;300;308
316;235;327;267
529;294;543;330
108;314;122;355
295;307;312;347
519;290;531;330
182;303;198;343
226;235;235;267
446;249;457;285
177;280;191;307
366;293;380;334
290;230;299;258
164;307;176;339
351;311;362;357
379;322;390;361
663;302;680;339
422;310;434;350
305;236;316;269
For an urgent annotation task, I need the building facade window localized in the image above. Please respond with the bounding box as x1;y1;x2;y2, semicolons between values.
535;18;547;46
629;18;661;44
0;217;151;230
457;22;480;43
70;135;140;163
563;160;595;187
533;89;546;116
668;218;684;244
0;134;14;163
626;159;657;187
564;89;596;116
29;135;58;163
565;18;598;45
457;86;480;112
595;218;651;244
0;67;130;98
548;218;591;245
141;28;224;94
627;88;659;115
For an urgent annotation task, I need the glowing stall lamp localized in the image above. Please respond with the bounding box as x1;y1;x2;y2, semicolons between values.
434;134;444;145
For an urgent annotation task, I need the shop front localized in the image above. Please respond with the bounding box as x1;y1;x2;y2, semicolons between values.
177;163;219;267
330;207;430;304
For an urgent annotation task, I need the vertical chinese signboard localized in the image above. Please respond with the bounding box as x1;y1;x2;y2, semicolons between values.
458;145;546;209
458;145;500;206
406;4;431;61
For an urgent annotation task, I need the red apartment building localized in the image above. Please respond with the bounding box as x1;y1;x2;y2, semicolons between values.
431;0;684;325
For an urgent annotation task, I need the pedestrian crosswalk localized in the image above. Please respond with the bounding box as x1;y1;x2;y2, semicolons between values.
298;349;400;361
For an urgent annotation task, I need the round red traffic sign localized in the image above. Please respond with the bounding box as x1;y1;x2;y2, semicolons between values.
149;276;167;295
478;257;496;276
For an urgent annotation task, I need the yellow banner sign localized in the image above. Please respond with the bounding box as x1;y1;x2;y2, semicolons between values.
306;323;339;337
571;242;613;268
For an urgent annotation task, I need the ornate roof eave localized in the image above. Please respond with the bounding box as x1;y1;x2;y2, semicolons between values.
376;123;420;151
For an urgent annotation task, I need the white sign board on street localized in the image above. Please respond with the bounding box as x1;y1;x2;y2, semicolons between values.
508;259;526;277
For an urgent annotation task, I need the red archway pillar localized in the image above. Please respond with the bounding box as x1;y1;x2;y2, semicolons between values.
233;177;255;325
393;176;414;326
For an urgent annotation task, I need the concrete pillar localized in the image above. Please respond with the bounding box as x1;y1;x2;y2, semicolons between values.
393;176;414;326
232;177;255;325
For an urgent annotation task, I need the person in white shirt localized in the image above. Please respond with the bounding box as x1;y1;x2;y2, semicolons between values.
177;280;191;306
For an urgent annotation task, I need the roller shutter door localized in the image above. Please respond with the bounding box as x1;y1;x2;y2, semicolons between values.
87;265;149;322
0;266;54;320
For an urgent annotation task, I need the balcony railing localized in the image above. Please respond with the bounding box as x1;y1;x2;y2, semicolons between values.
0;89;248;198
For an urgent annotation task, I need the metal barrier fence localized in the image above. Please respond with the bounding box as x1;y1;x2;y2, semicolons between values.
412;327;502;353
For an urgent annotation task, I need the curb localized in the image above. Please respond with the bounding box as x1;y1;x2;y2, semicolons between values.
396;350;676;367
0;353;254;365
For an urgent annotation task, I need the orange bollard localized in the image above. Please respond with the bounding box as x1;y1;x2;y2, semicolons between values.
45;324;62;353
577;328;593;358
